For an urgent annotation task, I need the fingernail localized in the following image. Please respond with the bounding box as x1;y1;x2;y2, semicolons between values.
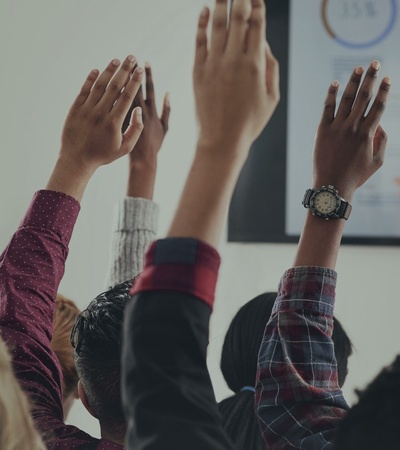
136;67;144;74
136;107;142;117
144;61;151;68
354;66;363;75
331;80;339;88
112;59;120;66
165;92;170;106
127;55;135;62
383;77;392;86
201;6;208;16
91;69;99;75
371;60;381;70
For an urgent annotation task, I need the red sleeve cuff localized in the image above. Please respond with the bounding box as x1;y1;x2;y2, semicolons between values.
130;238;221;309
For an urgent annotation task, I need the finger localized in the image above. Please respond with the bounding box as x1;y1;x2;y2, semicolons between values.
246;0;266;54
121;83;144;134
320;81;339;125
144;63;156;109
372;125;388;166
71;69;99;109
99;55;137;111
160;93;171;133
210;0;228;57
135;85;146;109
363;77;391;133
86;58;121;106
226;0;252;56
112;66;144;122
350;60;381;123
195;7;210;66
335;66;364;120
265;42;280;98
121;107;144;155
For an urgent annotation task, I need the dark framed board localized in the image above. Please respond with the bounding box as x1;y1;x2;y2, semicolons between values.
228;0;400;245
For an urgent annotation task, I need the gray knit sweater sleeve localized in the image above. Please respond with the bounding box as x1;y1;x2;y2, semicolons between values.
106;197;159;288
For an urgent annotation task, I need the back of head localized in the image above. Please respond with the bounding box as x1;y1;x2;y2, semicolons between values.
334;354;400;450
219;292;353;450
219;292;277;450
52;294;80;401
71;280;133;441
0;335;46;450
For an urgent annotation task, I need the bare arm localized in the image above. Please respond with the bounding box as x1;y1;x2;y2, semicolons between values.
295;62;391;269
168;0;280;247
125;64;170;200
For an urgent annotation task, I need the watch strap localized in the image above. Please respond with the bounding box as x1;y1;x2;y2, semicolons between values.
337;200;352;220
302;189;313;207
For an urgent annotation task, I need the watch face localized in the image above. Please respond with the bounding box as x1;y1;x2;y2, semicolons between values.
313;191;338;215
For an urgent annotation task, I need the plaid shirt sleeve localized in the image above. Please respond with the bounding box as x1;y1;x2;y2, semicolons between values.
256;267;350;450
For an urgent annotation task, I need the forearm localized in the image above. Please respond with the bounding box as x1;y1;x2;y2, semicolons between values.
127;160;157;199
106;197;159;287
294;213;346;269
123;238;233;450
45;155;95;202
168;139;248;248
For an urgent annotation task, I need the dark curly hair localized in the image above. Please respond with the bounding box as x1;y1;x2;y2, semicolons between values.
70;279;134;441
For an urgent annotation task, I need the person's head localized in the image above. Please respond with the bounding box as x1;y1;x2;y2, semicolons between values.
70;280;132;444
219;292;353;450
334;354;400;450
52;293;80;418
0;335;46;450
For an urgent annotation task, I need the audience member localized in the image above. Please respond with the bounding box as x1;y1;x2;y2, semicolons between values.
106;63;169;288
218;292;352;449
0;336;46;450
50;65;168;426
255;60;391;449
0;54;145;449
121;0;280;449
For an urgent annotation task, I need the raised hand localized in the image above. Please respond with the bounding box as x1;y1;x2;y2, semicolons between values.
193;0;280;153
294;61;391;269
47;56;144;201
313;61;391;200
168;0;280;248
61;55;144;172
123;64;170;166
122;64;170;199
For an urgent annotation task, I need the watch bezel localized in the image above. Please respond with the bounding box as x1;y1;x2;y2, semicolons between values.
309;185;342;220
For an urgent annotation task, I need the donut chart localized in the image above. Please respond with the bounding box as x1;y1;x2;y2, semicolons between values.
321;0;397;49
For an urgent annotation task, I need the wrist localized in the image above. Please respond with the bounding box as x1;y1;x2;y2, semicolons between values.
46;155;96;202
127;160;157;200
195;136;251;167
129;157;157;174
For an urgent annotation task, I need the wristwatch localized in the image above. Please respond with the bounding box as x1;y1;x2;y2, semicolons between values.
302;185;352;220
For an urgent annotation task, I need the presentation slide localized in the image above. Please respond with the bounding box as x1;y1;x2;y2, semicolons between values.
286;0;400;238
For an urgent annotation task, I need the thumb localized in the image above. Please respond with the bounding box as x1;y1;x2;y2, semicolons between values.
121;107;144;154
373;125;388;165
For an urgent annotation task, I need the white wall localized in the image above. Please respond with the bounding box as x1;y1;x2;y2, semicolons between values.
1;0;399;438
